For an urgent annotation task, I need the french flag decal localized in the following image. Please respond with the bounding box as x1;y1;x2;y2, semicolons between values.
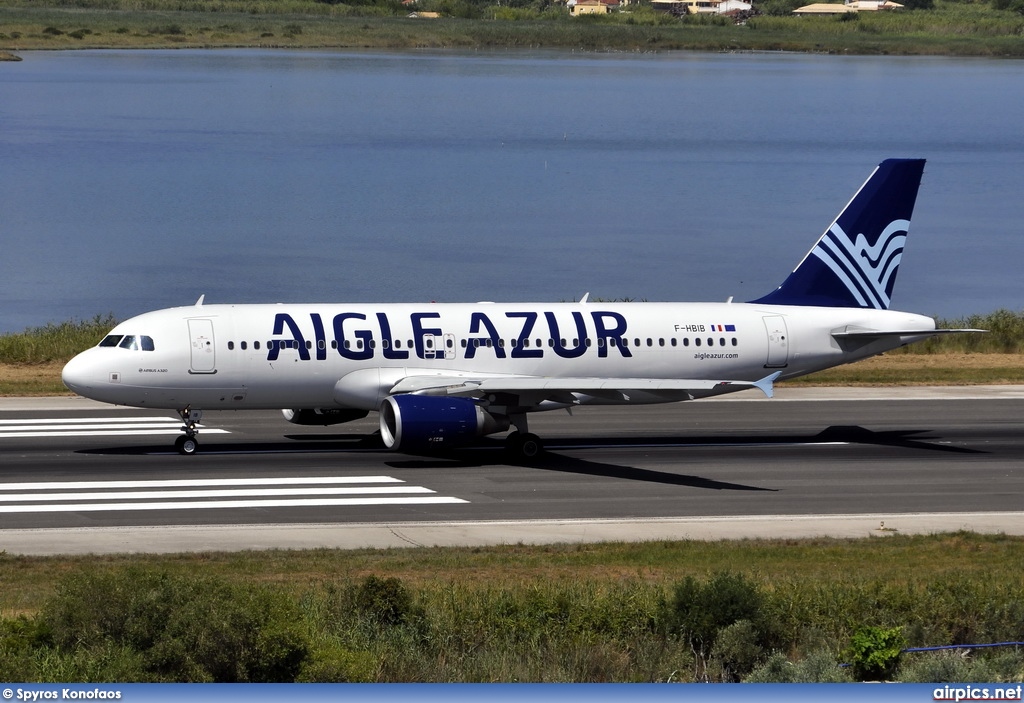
712;324;737;332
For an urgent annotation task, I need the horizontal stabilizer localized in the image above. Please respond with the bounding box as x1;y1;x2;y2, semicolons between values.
832;328;987;340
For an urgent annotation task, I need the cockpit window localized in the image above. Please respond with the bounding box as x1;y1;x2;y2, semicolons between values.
101;335;155;351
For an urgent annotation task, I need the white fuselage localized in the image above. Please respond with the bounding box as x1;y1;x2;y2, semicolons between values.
61;301;936;412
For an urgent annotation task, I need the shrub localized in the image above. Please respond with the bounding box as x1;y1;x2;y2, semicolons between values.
711;619;764;681
847;625;906;681
296;643;377;682
42;568;310;682
662;571;764;655
29;642;149;683
353;575;417;628
745;649;852;682
898;650;985;683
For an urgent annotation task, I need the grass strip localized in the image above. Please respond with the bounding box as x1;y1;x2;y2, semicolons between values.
2;532;1020;615
2;533;1024;682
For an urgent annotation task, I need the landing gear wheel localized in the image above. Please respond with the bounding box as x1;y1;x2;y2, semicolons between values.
175;435;199;455
175;406;203;456
506;432;543;460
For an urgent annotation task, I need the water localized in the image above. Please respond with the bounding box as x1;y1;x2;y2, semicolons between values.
1;49;1022;333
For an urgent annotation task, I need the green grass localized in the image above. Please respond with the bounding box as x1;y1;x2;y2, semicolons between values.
898;309;1024;354
2;533;1024;681
0;314;115;365
6;533;1021;618
783;360;1024;385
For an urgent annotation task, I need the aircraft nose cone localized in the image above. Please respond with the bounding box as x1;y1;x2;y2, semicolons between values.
62;352;96;395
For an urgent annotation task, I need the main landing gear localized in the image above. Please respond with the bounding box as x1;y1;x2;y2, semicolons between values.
505;432;543;460
504;413;544;460
174;407;202;455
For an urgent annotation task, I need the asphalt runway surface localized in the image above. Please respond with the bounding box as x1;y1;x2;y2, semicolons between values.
1;387;1023;554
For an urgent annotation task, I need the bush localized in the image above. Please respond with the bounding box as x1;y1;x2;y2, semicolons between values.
898;650;985;683
29;642;149;683
353;575;418;628
847;625;906;681
662;571;764;655
296;643;377;682
745;649;852;682
42;568;310;682
711;619;764;681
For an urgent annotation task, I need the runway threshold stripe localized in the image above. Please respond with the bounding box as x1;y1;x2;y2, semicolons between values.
1;429;231;438
2;423;190;432
0;486;435;502
0;417;177;425
0;476;403;490
0;496;467;513
0;416;230;439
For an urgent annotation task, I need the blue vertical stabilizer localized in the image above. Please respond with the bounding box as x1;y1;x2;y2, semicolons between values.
751;158;926;310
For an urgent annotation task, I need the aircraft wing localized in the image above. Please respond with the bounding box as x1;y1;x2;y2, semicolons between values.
388;371;781;405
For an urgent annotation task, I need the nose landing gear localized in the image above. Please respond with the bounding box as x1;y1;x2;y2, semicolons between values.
174;407;203;455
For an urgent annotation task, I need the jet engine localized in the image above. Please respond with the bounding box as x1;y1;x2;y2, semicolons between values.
379;395;509;452
282;408;369;426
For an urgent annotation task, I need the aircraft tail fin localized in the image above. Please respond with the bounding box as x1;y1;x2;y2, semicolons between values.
751;158;926;310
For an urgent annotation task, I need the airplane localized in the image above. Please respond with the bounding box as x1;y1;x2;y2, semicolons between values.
62;158;979;458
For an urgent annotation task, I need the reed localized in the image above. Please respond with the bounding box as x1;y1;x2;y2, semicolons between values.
0;315;116;365
898;309;1024;354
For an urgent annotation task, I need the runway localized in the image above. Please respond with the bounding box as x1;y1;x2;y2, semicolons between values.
1;387;1023;554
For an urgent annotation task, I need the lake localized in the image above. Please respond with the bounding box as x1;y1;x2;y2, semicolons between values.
1;49;1021;333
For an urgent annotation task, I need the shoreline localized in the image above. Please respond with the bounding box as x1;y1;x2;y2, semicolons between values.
5;5;1024;58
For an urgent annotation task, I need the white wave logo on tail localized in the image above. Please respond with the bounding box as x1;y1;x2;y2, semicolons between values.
810;219;909;310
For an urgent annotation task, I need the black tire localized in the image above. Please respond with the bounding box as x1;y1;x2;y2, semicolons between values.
175;435;199;455
507;432;543;460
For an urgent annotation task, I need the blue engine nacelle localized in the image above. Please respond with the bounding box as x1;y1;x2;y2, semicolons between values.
379;395;509;452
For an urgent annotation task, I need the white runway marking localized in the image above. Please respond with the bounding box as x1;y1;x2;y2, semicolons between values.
0;476;403;490
0;417;174;424
0;486;437;503
0;476;468;513
0;415;229;438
